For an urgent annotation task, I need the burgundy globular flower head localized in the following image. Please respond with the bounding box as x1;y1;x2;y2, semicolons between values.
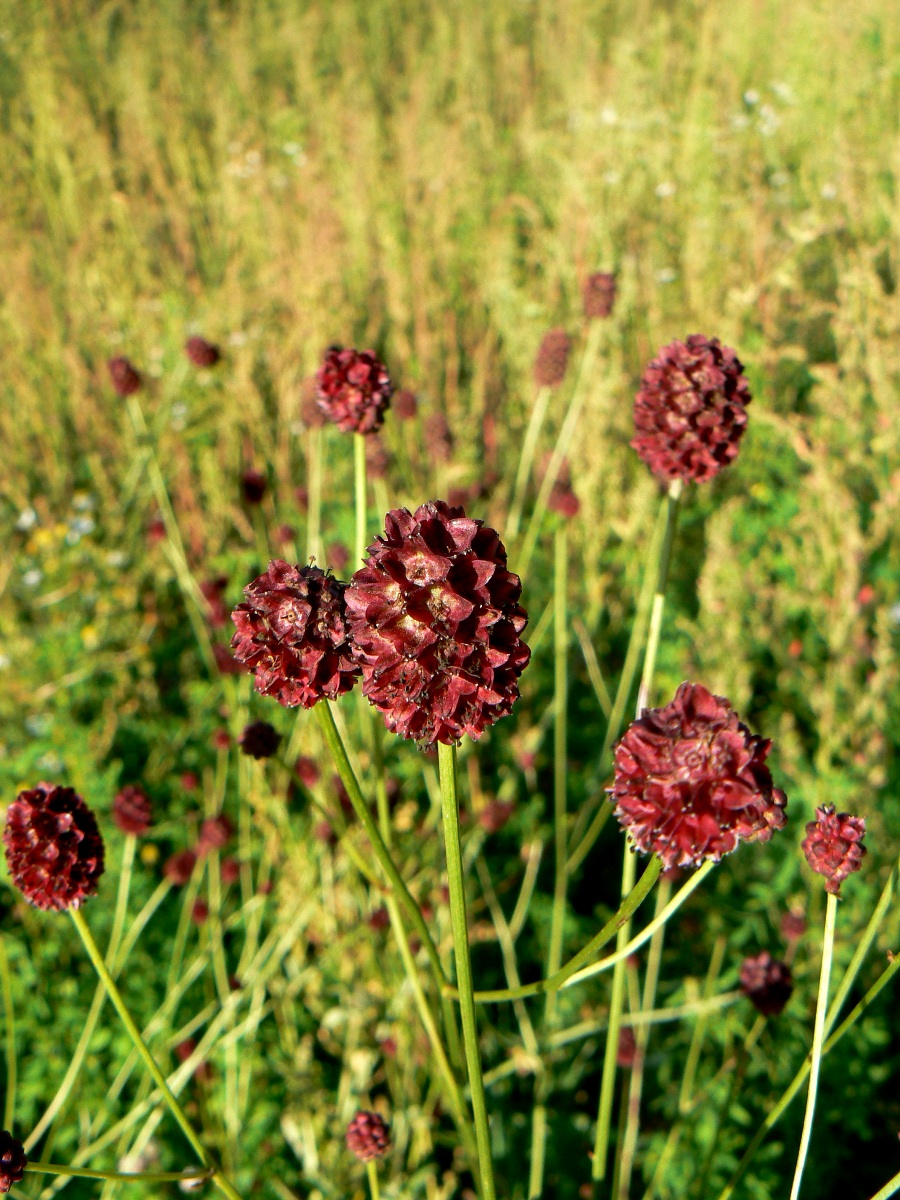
346;1111;391;1162
197;814;234;855
107;356;142;397
316;346;393;435
238;720;281;759
184;336;221;368
345;501;530;746
740;951;793;1016
231;561;360;708
583;272;616;320
609;682;787;870
113;785;153;836
801;804;866;896
533;329;572;388
4;784;105;912
631;335;751;484
241;469;267;505
0;1130;26;1194
164;848;197;886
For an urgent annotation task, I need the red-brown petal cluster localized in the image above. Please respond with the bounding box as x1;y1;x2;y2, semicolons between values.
739;951;793;1016
108;356;142;396
393;389;418;420
583;272;616;320
533;329;571;388
0;1130;26;1194
631;335;751;484
113;785;153;836
164;848;197;886
801;804;866;896
3;784;105;911
609;682;787;870
346;1111;391;1162
184;336;221;368
316;346;393;435
241;469;267;504
238;720;281;759
232;561;360;708
198;815;234;855
345;501;531;746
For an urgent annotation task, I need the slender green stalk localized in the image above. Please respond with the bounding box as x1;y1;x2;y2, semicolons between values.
68;910;243;1200
507;385;552;540
573;616;612;719
438;742;496;1200
354;431;368;567
528;1106;548;1200
25;1163;213;1183
366;1160;381;1200
517;321;603;577
0;939;16;1132
869;1168;900;1200
108;835;136;973
315;700;448;990
306;425;323;563
789;892;838;1200
546;524;569;1016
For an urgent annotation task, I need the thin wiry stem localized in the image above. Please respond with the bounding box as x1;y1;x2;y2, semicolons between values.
0;939;16;1132
507;385;552;540
354;431;368;568
789;891;838;1200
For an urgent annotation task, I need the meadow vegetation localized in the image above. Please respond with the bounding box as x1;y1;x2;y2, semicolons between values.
1;1;899;1198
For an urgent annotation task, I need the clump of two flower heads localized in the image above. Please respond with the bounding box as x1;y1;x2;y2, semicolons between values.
232;501;531;747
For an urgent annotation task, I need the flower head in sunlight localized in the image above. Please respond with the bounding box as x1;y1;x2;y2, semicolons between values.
631;335;751;483
316;346;393;435
610;682;787;870
107;356;142;397
4;784;105;911
184;336;221;367
346;501;530;746
533;329;571;388
112;784;153;836
232;561;360;708
801;804;866;896
582;272;616;320
346;1111;391;1162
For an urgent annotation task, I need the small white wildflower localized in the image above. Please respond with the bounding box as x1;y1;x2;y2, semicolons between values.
655;268;678;284
228;331;248;347
603;170;621;185
820;182;837;200
281;141;300;156
106;550;128;567
0;655;10;669
770;171;789;188
70;516;95;536
72;493;95;511
744;89;760;105
15;507;37;531
889;602;900;627
655;180;677;198
730;113;751;130
600;106;618;125
22;568;43;588
770;81;795;103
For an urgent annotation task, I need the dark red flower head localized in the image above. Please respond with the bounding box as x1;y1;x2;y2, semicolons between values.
241;469;267;505
113;785;153;836
185;336;221;368
631;335;751;484
583;273;616;320
609;682;787;870
0;1130;26;1194
366;437;390;479
4;784;105;912
238;720;281;759
345;501;531;746
740;951;793;1016
164;848;197;886
424;412;453;462
316;346;393;435
346;1111;391;1162
394;389;418;420
533;329;572;388
801;805;866;896
295;756;320;788
197;815;233;855
108;356;142;396
231;561;360;708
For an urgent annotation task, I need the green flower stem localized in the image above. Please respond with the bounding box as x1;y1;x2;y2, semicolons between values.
592;479;681;1191
25;1164;214;1183
869;1168;900;1200
546;524;569;1016
68;909;243;1200
438;741;496;1200
517;320;604;578
566;492;670;876
306;425;324;563
717;854;900;1200
0;939;16;1131
354;431;367;567
366;1161;381;1200
112;879;172;975
315;701;449;990
506;385;552;540
789;891;838;1200
616;879;672;1200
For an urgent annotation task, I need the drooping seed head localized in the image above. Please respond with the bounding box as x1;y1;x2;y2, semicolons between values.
184;336;221;368
609;682;787;870
107;356;142;397
316;346;393;435
231;562;360;708
345;501;531;746
801;804;866;896
112;785;153;837
739;951;793;1016
4;784;105;912
0;1130;26;1193
345;1111;391;1162
582;272;616;320
238;720;281;759
631;335;751;484
533;329;572;388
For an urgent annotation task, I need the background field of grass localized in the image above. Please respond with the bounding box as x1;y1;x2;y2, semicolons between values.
1;2;899;1198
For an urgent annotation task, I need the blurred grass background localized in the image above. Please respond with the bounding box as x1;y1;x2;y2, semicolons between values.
1;1;899;1198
